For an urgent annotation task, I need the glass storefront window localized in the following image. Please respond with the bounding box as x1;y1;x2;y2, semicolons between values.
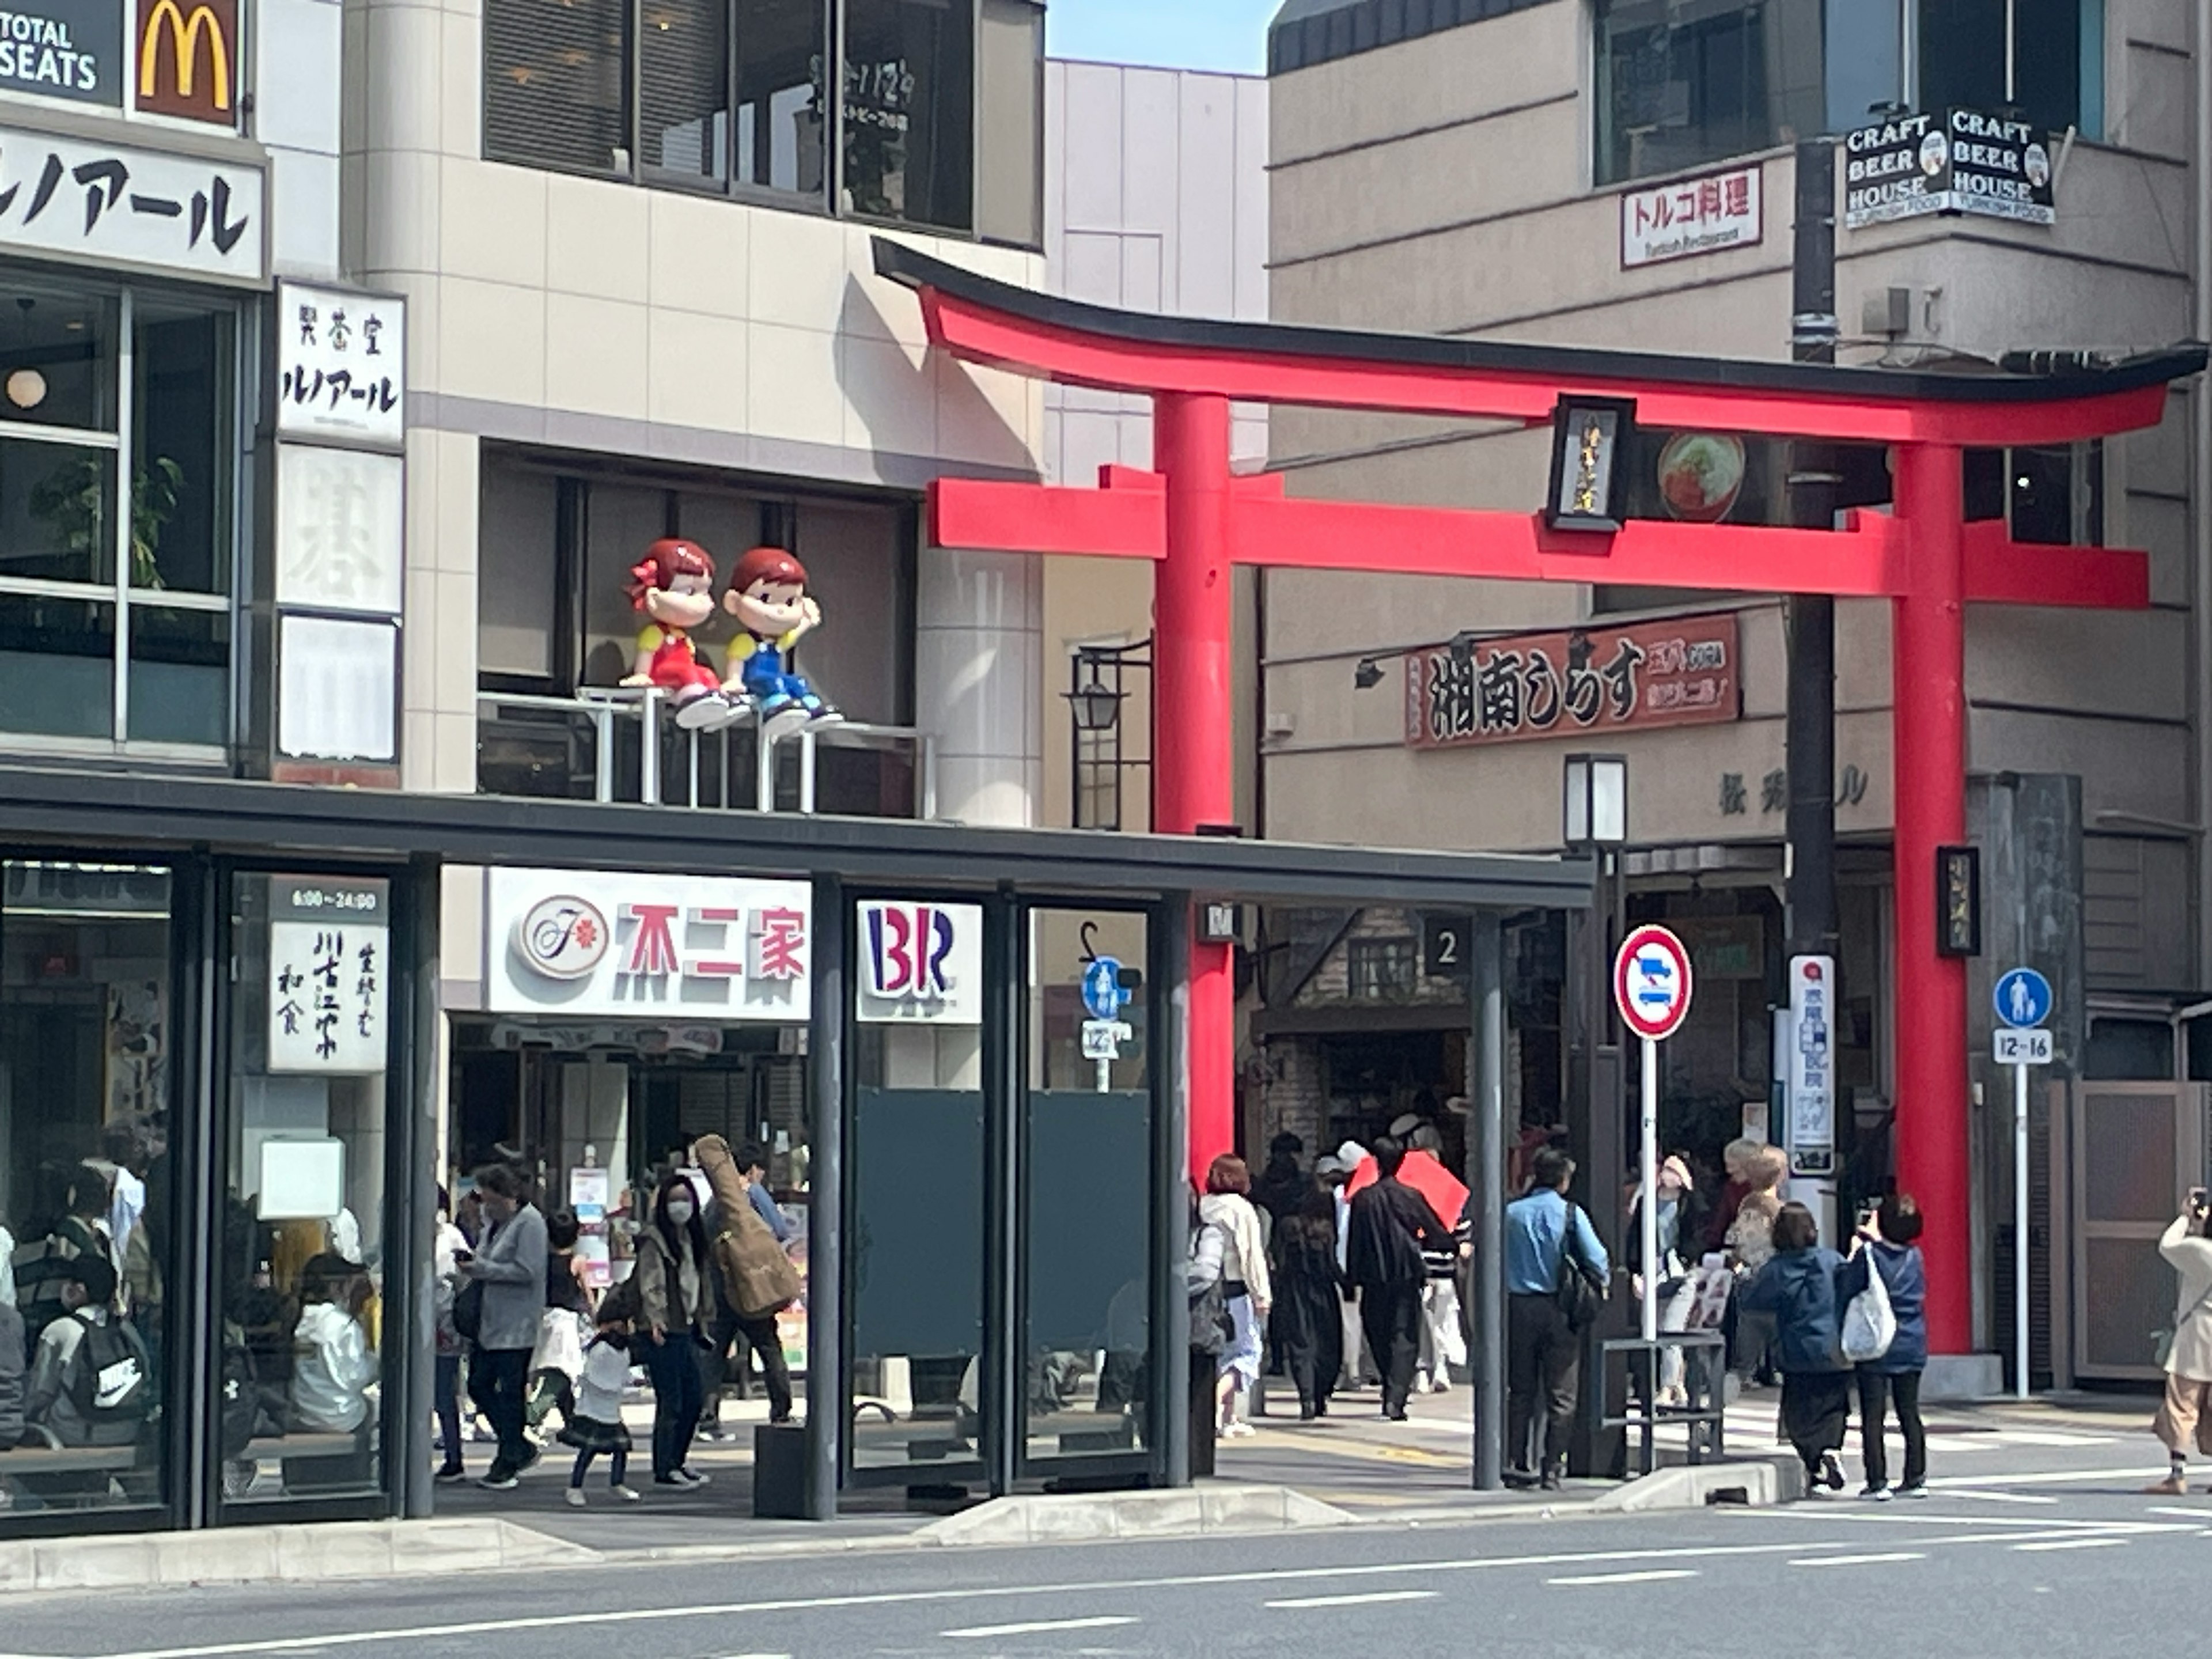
1594;0;1824;187
0;860;173;1518
849;898;987;1475
216;874;392;1508
0;274;240;753
1022;908;1150;1466
842;0;974;230
641;0;732;182
735;0;824;195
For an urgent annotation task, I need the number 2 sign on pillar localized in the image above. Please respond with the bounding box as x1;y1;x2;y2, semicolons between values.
1615;925;1694;1349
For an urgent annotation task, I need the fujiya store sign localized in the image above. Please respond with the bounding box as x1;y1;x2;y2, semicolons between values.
487;868;812;1022
1620;165;1762;269
857;901;982;1025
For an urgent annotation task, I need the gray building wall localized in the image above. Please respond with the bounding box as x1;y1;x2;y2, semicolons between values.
1261;0;2206;997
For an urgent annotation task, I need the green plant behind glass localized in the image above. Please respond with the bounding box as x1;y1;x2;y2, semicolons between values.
29;455;183;589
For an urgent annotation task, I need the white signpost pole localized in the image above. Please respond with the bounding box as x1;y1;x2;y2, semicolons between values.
1641;1036;1660;1345
2014;1053;2029;1402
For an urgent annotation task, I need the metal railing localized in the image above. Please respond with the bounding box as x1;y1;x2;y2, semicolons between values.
475;687;937;819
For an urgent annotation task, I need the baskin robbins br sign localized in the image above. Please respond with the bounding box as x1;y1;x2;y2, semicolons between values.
486;868;812;1022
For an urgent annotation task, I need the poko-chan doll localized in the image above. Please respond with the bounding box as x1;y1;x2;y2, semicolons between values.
623;538;745;730
722;545;840;733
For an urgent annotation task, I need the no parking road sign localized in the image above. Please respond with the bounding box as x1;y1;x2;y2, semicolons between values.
1614;924;1694;1041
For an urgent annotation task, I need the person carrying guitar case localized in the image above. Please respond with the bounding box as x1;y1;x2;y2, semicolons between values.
692;1136;800;1423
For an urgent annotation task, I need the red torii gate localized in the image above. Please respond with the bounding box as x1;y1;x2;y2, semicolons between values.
874;237;2207;1357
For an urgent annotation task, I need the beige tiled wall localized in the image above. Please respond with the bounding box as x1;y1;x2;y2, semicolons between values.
347;0;1052;789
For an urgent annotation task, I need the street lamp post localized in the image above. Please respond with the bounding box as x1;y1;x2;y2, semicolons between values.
1562;753;1628;1479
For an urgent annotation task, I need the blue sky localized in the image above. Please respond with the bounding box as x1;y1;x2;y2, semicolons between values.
1045;0;1281;74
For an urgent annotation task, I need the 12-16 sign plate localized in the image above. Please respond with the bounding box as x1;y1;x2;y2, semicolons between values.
1615;925;1695;1041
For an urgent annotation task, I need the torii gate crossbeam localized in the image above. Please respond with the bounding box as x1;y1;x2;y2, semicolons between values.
874;236;2207;1360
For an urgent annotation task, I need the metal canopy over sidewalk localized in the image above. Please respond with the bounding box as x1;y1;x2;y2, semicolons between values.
0;763;1593;911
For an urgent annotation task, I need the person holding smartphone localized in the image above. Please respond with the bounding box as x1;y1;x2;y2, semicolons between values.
2147;1187;2212;1495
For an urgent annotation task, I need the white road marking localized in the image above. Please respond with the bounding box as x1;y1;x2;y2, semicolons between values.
1264;1590;1440;1609
1943;1490;2059;1505
2146;1506;2212;1520
942;1617;1138;1639
1787;1552;1927;1568
1546;1569;1700;1586
71;1525;2191;1659
2013;1537;2127;1553
1925;1465;2168;1488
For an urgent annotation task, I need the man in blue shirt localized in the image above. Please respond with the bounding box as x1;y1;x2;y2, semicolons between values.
1502;1147;1609;1488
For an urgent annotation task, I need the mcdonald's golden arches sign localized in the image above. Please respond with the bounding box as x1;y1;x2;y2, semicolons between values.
135;0;236;125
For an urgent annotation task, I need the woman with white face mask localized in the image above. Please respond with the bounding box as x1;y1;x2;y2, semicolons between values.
634;1172;715;1488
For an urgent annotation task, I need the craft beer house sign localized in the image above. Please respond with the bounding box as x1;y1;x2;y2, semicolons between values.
1843;108;2055;230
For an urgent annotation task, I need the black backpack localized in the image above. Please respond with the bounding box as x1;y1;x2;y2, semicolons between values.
70;1313;149;1426
1188;1223;1234;1357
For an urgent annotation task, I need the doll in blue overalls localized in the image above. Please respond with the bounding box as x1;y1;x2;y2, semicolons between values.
721;545;841;736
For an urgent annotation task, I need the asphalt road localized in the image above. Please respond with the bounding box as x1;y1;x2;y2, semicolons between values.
3;1468;2206;1659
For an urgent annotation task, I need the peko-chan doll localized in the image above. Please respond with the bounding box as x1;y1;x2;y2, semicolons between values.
722;546;840;734
623;538;745;731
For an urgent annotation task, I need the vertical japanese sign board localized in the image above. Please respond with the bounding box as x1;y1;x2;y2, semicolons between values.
267;878;389;1075
134;0;237;126
1785;955;1835;1179
272;283;409;776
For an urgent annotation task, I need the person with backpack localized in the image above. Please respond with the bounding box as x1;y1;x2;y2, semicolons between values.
1185;1188;1229;1477
1739;1201;1852;1493
526;1208;593;1438
15;1163;118;1345
1836;1192;1929;1499
1503;1147;1609;1489
1268;1178;1344;1420
455;1163;546;1491
26;1255;150;1449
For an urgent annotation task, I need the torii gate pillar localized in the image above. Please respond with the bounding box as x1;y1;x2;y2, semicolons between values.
1154;393;1238;1188
1892;442;1973;1354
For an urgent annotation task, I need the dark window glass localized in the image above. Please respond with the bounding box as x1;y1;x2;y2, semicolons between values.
0;282;115;432
0;861;173;1521
1024;910;1149;1466
2009;441;2101;546
0;593;112;739
134;300;235;596
850;1013;985;1474
129;605;230;747
1964;448;2006;521
1347;937;1418;1000
1597;0;1826;185
734;0;826;196
843;0;974;231
641;0;729;181
1825;0;1903;127
1920;0;2092;136
3;440;115;586
484;0;629;175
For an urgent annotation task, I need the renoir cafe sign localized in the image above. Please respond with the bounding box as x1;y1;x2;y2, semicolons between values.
1844;108;2055;229
0;0;123;105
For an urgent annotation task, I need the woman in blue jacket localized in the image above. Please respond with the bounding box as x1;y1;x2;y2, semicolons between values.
1839;1193;1930;1499
1738;1202;1850;1492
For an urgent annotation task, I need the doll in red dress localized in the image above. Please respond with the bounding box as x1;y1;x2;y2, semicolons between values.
622;539;744;730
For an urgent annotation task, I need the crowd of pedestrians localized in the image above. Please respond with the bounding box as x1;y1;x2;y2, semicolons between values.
1189;1123;1959;1503
433;1135;800;1506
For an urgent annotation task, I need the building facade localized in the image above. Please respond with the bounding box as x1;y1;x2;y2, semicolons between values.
1259;0;2209;1378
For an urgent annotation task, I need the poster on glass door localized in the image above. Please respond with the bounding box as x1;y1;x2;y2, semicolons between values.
267;877;389;1074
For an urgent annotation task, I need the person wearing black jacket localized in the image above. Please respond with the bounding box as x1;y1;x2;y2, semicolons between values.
1344;1137;1452;1421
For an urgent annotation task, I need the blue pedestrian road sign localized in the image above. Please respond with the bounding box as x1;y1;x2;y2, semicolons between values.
1082;956;1127;1022
1993;967;2052;1030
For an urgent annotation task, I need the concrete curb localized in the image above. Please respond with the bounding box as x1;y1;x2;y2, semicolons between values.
917;1485;1356;1547
0;1518;593;1595
1590;1455;1802;1513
